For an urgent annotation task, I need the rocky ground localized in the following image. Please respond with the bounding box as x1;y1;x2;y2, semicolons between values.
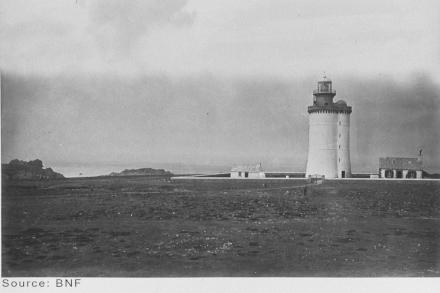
2;177;439;276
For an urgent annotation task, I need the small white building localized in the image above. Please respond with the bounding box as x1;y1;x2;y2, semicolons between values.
379;157;423;179
230;163;266;179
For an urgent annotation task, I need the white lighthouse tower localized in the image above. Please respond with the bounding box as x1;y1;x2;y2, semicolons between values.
305;76;352;178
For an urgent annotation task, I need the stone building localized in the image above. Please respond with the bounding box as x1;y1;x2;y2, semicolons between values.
379;157;423;179
305;76;352;178
230;163;266;179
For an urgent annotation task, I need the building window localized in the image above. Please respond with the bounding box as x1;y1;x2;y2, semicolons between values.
339;121;341;125
339;134;341;138
339;145;341;149
339;158;341;162
407;170;416;178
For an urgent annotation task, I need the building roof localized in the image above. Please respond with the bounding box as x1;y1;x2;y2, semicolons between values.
231;163;264;172
379;157;423;170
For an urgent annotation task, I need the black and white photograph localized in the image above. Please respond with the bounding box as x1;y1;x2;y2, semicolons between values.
1;0;439;290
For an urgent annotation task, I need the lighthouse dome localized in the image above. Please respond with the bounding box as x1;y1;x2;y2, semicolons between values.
335;99;347;106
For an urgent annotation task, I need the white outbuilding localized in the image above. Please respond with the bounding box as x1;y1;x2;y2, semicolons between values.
230;163;266;179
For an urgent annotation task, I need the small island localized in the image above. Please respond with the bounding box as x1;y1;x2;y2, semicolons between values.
108;168;173;177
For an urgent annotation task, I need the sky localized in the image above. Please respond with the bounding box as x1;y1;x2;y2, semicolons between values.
1;0;440;176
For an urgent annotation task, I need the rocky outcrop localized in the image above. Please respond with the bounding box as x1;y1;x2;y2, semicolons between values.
2;159;64;180
108;168;173;177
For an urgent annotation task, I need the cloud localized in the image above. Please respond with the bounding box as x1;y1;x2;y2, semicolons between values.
0;0;437;79
89;0;195;54
0;0;196;74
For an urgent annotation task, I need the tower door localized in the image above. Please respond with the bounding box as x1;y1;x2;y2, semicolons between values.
341;171;345;178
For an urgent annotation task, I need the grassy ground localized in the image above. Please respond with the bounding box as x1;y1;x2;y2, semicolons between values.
2;177;439;277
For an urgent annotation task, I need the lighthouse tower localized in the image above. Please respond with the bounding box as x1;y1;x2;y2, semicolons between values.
305;76;352;178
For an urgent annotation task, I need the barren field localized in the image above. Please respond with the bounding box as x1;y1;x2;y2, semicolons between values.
2;177;439;277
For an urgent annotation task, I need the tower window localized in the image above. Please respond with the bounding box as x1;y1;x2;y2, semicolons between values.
339;145;341;149
339;158;341;162
339;134;341;138
339;121;341;125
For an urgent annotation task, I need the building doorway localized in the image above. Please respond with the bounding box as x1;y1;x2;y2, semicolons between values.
396;170;403;178
385;169;393;178
245;172;249;178
341;171;345;178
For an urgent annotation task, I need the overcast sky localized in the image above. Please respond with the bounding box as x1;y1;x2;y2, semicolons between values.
1;0;439;176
